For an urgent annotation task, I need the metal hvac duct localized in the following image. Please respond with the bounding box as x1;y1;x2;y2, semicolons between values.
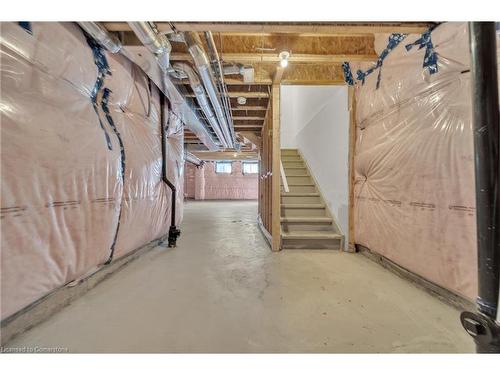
184;32;235;148
128;22;171;71
185;151;203;167
78;22;122;53
77;22;218;151
173;63;229;148
204;31;236;145
222;64;245;76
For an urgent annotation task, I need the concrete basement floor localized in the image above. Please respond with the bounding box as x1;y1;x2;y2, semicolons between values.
7;200;474;353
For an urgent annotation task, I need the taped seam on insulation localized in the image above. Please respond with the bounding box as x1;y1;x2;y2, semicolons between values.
0;22;185;320
350;22;484;300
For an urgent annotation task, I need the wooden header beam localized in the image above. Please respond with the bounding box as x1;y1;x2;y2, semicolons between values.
234;125;264;129
186;92;269;98
192;151;259;161
232;116;266;121
232;106;268;111
103;22;430;36
171;52;377;64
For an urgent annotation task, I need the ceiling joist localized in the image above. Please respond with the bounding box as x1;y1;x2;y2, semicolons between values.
103;22;430;36
170;52;376;64
101;21;431;152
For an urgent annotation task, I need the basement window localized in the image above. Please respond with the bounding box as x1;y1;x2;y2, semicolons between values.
242;162;259;175
215;161;232;174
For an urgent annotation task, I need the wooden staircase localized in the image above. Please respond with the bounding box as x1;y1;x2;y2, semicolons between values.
280;149;344;250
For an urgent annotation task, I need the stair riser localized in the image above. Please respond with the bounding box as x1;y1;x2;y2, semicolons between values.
282;162;304;168
284;173;310;178
285;185;317;193
282;238;342;250
281;195;322;204
285;176;312;185
282;207;327;217
283;167;308;174
281;150;298;156
281;156;301;162
282;223;335;232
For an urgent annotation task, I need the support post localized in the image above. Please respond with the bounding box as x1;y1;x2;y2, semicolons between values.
271;84;281;251
460;21;500;353
347;86;357;253
194;164;205;200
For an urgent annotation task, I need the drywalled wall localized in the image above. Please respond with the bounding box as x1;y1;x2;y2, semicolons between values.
184;161;258;200
0;22;184;320
281;86;350;248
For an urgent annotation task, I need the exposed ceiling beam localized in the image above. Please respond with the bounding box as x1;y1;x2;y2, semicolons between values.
192;150;259;161
171;52;377;64
232;106;268;111
201;78;273;85
186;92;269;98
232;116;266;121
103;22;430;36
173;58;349;85
234;125;263;129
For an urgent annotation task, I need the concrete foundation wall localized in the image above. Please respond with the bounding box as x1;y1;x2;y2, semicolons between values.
184;161;258;200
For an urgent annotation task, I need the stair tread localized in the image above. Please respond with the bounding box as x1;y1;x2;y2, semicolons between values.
281;192;319;197
282;182;314;186
281;216;332;223
282;203;325;208
282;230;342;239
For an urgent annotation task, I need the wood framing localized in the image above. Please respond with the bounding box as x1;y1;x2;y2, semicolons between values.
191;151;259;160
233;106;268;111
271;84;281;252
232;116;266;121
347;87;357;253
273;66;285;85
103;22;430;36
258;100;273;237
238;131;262;150
101;21;430;153
98;21;433;254
185;91;269;98
171;52;377;64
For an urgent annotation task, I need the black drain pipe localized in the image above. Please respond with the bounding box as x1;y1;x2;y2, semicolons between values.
460;22;500;353
160;92;181;248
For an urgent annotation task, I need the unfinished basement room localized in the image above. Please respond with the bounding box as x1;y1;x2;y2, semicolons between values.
1;1;500;372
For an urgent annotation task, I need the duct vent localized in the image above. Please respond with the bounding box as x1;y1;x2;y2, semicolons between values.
242;67;255;83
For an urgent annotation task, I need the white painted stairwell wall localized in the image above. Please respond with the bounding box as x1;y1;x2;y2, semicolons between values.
281;85;350;249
